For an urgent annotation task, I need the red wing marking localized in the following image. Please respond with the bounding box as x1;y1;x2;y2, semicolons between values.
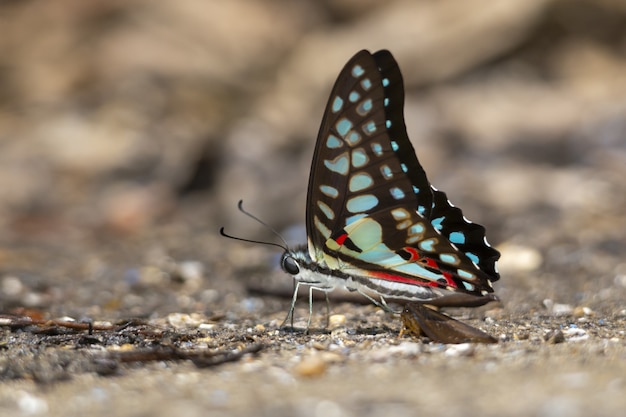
403;247;419;261
335;233;348;246
424;258;458;288
365;258;459;290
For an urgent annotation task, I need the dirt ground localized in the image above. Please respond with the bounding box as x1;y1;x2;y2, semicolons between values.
1;1;625;416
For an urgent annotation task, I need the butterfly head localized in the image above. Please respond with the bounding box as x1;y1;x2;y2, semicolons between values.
280;246;313;282
280;250;302;276
280;245;337;290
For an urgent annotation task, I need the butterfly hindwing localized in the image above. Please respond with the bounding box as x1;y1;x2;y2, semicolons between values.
429;188;500;280
305;49;499;304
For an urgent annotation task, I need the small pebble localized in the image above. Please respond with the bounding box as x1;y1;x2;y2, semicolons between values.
444;343;474;357
562;327;589;342
544;329;565;344
514;331;529;341
614;274;626;288
387;342;422;356
311;341;328;350
17;391;49;415
328;314;346;328
496;243;542;273
544;299;573;316
573;306;594;317
176;261;204;283
1;275;23;296
294;356;327;377
167;313;201;328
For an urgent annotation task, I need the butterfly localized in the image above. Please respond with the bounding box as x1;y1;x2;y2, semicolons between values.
225;49;500;332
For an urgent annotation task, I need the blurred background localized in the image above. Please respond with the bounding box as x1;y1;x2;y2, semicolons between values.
0;0;625;319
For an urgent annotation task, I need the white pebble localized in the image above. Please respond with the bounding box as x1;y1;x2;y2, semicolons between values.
167;313;201;328
1;275;23;296
17;391;48;415
496;243;542;273
444;343;474;357
563;327;589;341
387;342;422;356
178;261;204;282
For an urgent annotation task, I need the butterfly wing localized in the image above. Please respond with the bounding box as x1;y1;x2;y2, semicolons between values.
306;50;499;305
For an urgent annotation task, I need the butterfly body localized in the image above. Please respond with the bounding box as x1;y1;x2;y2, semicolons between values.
279;49;500;314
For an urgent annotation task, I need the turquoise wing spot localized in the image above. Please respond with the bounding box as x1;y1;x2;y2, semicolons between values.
462;281;475;291
395;263;443;281
390;141;399;151
384;98;389;107
431;216;444;231
386;120;392;129
346;131;361;146
380;164;393;179
449;232;466;245
319;185;339;198
412;185;420;195
349;91;360;103
349;173;373;192
371;143;383;156
361;78;372;90
458;269;477;280
332;96;343;113
345;213;367;226
396;220;411;230
390;187;405;200
324;153;349;175
352;64;365;77
313;215;331;239
346;194;378;213
351;148;368;168
466;252;480;265
406;223;425;244
326;134;343;149
408;223;424;235
357;99;373;116
363;121;377;135
382;78;390;87
401;163;408;173
418;238;437;252
317;201;334;220
439;253;460;265
418;205;426;215
336;118;353;137
391;208;410;220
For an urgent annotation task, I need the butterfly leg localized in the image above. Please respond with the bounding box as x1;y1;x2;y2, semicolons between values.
324;292;330;328
378;296;399;313
281;281;301;330
356;289;400;314
305;285;314;333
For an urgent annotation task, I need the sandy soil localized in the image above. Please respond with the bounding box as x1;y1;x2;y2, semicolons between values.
1;1;625;416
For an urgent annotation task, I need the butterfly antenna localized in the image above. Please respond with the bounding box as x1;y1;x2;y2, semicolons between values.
219;200;289;251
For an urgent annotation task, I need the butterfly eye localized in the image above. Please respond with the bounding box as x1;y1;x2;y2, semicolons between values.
281;256;300;275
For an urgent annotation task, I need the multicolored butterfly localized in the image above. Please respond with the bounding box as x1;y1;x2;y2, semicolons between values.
225;49;500;334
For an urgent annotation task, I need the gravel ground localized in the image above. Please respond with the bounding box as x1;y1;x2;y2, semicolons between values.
1;1;626;416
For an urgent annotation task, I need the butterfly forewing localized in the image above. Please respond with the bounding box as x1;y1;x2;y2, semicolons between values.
305;49;499;304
